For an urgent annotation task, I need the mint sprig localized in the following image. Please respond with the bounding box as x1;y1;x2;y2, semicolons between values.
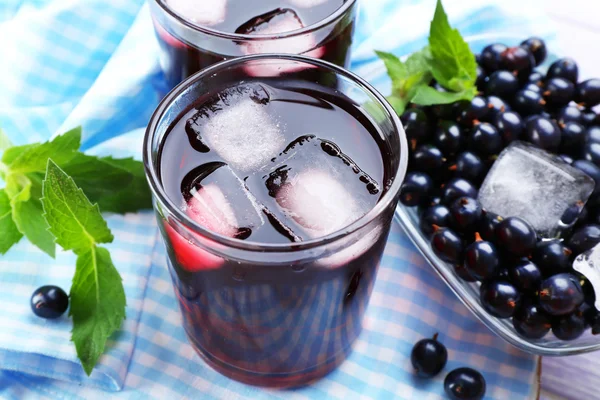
375;0;478;112
0;128;152;375
43;160;125;375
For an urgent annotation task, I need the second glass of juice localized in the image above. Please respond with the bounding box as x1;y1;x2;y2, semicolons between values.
144;55;407;387
148;0;358;88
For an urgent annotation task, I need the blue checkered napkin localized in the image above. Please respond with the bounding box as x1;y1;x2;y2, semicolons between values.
0;223;539;400
0;129;158;391
0;0;551;398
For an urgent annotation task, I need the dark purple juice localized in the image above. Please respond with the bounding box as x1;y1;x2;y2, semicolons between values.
158;79;392;386
151;0;356;89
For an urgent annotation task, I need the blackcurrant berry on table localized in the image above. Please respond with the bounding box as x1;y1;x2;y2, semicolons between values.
495;217;537;258
547;57;579;84
480;280;521;318
444;367;486;400
410;333;448;378
538;273;584;316
30;285;69;319
512;301;551;339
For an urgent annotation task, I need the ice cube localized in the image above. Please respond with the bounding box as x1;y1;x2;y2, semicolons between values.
185;83;285;173
478;141;595;238
165;0;227;26
182;163;264;238
246;135;380;240
573;244;600;311
236;8;325;76
289;0;330;7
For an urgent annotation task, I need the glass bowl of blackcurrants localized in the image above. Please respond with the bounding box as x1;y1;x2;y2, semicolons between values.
395;35;600;355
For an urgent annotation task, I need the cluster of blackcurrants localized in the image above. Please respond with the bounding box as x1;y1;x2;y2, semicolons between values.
411;334;486;400
399;37;600;342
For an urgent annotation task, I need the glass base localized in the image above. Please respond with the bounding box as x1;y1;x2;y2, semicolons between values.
186;328;355;388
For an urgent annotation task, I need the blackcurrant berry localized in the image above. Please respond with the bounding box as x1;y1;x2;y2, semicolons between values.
31;285;69;319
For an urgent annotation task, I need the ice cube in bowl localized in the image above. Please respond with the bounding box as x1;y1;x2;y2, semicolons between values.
387;35;600;356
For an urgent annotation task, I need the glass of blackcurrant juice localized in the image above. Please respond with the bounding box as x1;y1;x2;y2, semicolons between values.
148;0;358;89
144;54;407;387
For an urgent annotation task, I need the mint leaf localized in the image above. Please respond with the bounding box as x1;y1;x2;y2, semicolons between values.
386;95;409;116
42;160;113;254
62;154;134;201
92;157;153;214
0;128;12;152
6;127;81;174
412;85;478;106
375;50;407;85
0;189;22;254
428;0;477;92
376;49;433;115
13;196;56;258
70;246;126;375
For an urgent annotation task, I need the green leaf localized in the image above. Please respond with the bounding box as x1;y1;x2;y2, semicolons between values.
0;189;22;254
386;95;408;116
375;50;407;88
92;157;153;214
41;160;113;254
412;85;478;106
62;154;135;202
70;246;126;375
6;127;81;174
12;195;56;258
428;0;477;92
0;128;12;152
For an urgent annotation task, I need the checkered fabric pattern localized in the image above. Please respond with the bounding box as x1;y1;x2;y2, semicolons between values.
0;0;556;398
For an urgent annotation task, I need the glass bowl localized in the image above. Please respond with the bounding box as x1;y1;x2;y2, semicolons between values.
368;34;600;356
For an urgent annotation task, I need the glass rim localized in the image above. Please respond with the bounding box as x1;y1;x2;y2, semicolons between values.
150;0;357;41
143;53;408;253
